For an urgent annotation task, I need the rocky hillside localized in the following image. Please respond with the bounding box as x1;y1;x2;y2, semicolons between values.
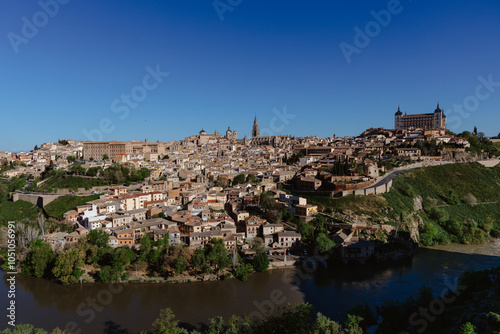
305;162;500;245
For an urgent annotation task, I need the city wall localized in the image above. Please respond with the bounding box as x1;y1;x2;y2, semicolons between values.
12;193;63;208
341;179;393;197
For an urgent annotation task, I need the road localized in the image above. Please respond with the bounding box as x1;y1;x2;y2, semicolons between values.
364;160;451;190
366;169;406;189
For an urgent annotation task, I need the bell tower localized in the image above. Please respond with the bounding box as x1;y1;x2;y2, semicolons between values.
252;115;260;138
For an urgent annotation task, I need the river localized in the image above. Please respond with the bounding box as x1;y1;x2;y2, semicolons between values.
1;239;500;333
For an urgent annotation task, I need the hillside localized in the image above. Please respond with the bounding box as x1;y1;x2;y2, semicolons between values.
44;194;101;219
31;174;112;192
304;162;500;245
0;180;39;225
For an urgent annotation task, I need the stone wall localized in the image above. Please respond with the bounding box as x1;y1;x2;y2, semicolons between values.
334;179;375;191
340;179;393;197
12;192;63;208
478;159;500;167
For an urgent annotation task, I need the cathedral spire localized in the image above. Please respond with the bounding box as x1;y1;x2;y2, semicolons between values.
252;115;260;138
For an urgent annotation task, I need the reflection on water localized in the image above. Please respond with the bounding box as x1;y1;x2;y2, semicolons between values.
1;239;499;333
1;268;305;333
298;239;500;320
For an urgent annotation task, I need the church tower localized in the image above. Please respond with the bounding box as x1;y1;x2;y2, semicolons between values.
252;115;260;138
433;102;446;129
394;106;403;130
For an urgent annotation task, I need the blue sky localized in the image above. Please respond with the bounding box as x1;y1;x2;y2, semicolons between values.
1;0;500;152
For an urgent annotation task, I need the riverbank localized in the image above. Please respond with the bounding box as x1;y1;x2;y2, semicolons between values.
2;239;500;332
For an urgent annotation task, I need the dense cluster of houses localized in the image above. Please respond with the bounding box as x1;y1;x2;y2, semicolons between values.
42;182;304;253
2;124;473;256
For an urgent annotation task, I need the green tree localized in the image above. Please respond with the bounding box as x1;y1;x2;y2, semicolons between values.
23;240;54;278
151;308;181;334
112;247;136;269
342;314;363;334
68;162;85;175
139;233;154;261
297;220;313;242
206;238;230;272
207;316;225;334
102;154;110;160
52;249;85;285
174;256;187;275
85;166;102;177
97;265;120;283
315;312;340;334
346;303;376;329
259;191;276;211
257;303;314;333
136;167;151;181
447;190;461;205
233;174;246;185
246;174;260;184
253;251;269;272
87;229;110;248
249;237;265;254
459;322;477;334
316;233;335;253
192;247;208;274
234;263;253;281
0;324;49;334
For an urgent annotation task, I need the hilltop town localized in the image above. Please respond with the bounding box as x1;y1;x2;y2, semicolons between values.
1;106;499;281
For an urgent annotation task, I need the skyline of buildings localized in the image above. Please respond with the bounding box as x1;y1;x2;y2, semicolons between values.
2;2;500;152
2;105;494;154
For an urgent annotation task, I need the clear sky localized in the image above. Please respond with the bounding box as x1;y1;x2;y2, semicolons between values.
1;0;500;152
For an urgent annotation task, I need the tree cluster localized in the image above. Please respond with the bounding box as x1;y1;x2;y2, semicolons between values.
458;130;500;157
142;303;364;334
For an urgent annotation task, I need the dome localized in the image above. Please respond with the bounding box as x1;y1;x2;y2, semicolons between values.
395;106;403;116
434;102;442;113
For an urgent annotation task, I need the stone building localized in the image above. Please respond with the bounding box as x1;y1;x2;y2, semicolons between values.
394;104;446;130
225;127;237;140
83;139;166;160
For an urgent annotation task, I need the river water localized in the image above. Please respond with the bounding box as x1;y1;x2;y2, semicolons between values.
1;239;500;333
